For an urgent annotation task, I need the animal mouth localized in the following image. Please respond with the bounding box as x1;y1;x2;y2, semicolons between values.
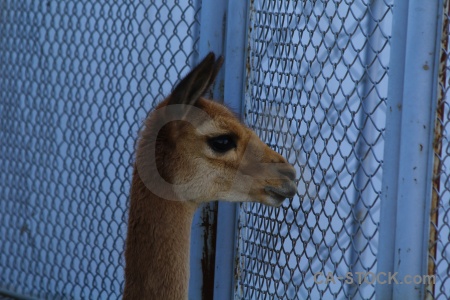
264;182;297;203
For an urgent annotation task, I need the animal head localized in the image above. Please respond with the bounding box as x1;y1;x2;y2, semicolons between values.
136;53;297;206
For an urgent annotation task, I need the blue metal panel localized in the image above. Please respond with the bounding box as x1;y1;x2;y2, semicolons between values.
394;1;443;298
189;1;227;300
213;0;249;299
377;0;442;299
375;0;410;298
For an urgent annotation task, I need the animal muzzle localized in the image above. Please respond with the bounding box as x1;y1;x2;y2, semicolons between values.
264;163;297;202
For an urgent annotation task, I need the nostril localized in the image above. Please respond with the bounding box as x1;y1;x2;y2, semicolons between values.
279;166;296;181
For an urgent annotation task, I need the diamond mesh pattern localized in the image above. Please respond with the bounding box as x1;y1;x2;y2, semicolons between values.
429;1;450;299
236;1;392;299
0;1;199;298
3;1;450;299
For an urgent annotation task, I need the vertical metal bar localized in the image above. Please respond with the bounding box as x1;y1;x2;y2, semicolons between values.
391;0;441;299
427;53;445;300
198;0;227;100
189;1;227;299
426;2;447;299
212;0;249;299
377;0;443;299
375;0;409;298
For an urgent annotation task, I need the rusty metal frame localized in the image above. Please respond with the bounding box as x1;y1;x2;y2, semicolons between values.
427;0;449;299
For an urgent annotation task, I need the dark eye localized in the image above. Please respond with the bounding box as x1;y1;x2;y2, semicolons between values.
207;135;236;153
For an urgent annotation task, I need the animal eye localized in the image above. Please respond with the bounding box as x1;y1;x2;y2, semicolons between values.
207;135;236;153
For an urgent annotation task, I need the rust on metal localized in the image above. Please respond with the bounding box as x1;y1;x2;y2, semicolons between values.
427;1;449;299
201;202;218;300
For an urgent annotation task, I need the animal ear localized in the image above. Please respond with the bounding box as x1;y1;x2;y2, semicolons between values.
168;52;224;107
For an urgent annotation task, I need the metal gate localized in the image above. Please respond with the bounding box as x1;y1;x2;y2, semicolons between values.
0;0;449;299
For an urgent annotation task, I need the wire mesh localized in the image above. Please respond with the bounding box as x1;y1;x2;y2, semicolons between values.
0;1;199;298
236;0;392;299
429;1;450;298
3;1;450;299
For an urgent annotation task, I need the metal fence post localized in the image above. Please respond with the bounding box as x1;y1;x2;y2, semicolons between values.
189;1;227;299
212;0;249;299
375;0;409;298
378;0;442;299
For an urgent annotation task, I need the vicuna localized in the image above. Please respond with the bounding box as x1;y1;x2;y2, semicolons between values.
123;53;297;299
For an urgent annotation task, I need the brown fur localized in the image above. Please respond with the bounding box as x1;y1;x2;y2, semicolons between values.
124;168;196;299
123;54;297;299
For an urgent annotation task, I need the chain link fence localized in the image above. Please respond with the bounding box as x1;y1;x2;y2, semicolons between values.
429;1;450;299
236;0;391;299
2;1;450;300
0;1;199;298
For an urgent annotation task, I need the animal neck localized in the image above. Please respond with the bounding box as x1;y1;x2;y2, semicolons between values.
124;168;198;300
